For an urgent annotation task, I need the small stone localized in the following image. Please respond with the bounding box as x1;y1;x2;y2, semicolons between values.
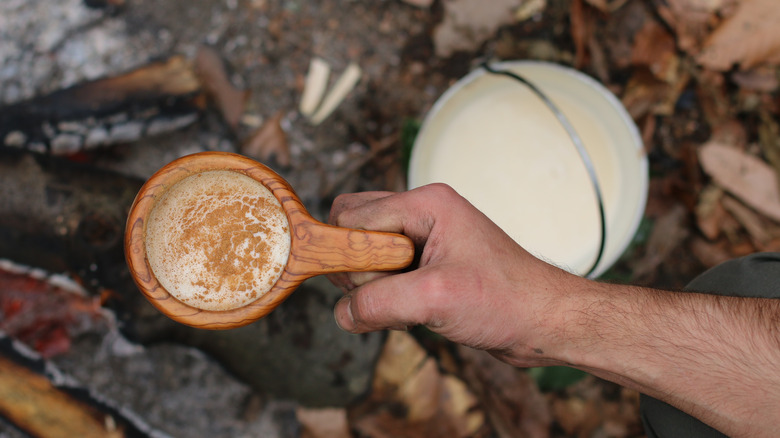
4;131;27;147
109;122;143;143
51;133;84;153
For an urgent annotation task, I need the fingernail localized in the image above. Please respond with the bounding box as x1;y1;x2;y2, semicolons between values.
334;295;355;332
389;325;410;332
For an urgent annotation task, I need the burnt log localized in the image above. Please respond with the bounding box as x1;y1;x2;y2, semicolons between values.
0;56;203;155
0;148;142;286
0;334;165;438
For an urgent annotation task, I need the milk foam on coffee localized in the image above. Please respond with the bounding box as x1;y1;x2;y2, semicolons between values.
145;170;290;311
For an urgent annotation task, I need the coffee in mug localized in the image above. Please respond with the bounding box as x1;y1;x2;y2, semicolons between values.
144;170;291;311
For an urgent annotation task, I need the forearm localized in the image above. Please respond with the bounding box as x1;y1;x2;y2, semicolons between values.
541;274;780;437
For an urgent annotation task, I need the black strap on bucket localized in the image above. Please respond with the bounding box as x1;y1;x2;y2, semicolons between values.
480;62;607;278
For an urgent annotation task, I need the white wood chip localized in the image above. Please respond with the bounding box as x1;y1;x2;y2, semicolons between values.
299;57;331;117
309;63;362;125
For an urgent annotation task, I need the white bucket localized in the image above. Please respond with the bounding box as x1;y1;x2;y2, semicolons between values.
408;61;648;278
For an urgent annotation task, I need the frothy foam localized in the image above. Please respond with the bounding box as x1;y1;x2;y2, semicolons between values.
145;170;291;311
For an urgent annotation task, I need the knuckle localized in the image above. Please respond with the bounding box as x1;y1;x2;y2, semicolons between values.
425;183;458;200
422;183;466;210
351;288;381;325
330;194;357;226
335;207;358;228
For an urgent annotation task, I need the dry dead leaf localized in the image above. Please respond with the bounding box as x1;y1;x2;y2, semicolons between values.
709;119;748;150
620;69;673;120
570;0;601;70
432;0;527;57
758;109;780;193
515;0;547;21
631;204;690;281
690;236;732;269
730;238;759;257
698;142;780;222
241;110;291;167
695;185;725;240
698;0;780;71
630;18;680;84
296;407;351;438
722;196;772;247
732;68;780;92
695;70;731;128
583;0;629;13
400;0;434;7
457;346;551;438
656;0;733;55
195;45;248;129
350;332;485;438
552;397;601;438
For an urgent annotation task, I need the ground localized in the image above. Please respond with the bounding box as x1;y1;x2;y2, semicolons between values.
2;0;780;437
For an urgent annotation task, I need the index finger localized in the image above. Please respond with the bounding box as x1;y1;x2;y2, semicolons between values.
328;192;394;227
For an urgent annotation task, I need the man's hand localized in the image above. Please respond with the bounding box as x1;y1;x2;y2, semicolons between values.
328;183;780;437
328;183;580;367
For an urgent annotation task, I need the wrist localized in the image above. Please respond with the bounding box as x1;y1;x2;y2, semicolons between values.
496;264;595;368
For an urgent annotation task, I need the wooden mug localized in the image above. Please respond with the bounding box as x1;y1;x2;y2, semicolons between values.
125;152;414;329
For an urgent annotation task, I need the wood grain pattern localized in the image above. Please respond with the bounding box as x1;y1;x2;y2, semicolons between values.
125;152;414;329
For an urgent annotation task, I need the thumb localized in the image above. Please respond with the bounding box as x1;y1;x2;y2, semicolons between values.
334;266;440;333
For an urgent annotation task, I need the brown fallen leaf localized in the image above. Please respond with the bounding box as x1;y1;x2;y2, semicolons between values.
709;119;748;150
698;142;780;222
730;238;759;258
350;331;485;438
695;185;726;240
765;238;780;252
241;110;291;167
296;407;351;438
694;70;731;129
655;0;732;55
399;0;434;7
698;0;780;71
758;109;780;194
631;204;690;282
583;0;629;13
457;346;551;438
690;236;732;269
601;0;651;70
570;0;591;70
516;0;547;21
620;69;672;120
722;196;773;248
631;18;680;83
552;397;601;438
432;0;527;57
195;45;248;129
732;68;780;92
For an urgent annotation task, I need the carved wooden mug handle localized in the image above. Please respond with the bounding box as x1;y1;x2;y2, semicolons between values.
286;217;415;277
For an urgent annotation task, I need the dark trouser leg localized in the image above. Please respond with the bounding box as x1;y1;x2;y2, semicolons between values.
640;252;780;438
